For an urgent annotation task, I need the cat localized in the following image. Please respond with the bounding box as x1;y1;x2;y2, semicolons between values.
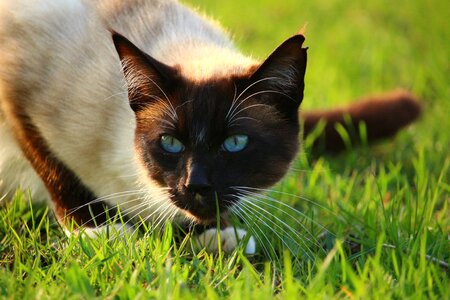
0;0;421;253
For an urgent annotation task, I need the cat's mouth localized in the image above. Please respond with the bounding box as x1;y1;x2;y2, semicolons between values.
169;190;235;224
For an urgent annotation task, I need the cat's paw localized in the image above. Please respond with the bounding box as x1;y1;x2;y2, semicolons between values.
193;227;256;254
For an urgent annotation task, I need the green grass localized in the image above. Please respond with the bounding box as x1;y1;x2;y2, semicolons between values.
1;0;449;299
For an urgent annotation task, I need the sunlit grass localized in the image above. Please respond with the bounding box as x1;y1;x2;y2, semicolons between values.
1;0;449;298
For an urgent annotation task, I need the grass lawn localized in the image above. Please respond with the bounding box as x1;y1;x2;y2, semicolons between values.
1;0;448;299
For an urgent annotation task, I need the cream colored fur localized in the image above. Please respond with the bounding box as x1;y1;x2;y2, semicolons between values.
0;0;256;253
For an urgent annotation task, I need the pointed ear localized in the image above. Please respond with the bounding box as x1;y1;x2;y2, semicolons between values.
112;32;179;112
248;35;307;120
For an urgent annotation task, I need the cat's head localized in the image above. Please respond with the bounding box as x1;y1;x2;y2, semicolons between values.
113;33;307;224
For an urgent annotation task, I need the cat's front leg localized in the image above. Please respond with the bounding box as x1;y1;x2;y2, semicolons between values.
193;227;256;254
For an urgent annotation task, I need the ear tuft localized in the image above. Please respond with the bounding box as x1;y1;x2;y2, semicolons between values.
112;32;178;112
247;34;307;120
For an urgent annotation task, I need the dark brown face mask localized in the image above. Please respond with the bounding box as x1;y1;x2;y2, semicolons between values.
113;32;307;223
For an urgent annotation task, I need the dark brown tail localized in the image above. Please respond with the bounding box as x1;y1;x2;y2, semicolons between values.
301;90;422;153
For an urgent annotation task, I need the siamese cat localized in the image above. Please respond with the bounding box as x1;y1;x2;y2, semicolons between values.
0;0;421;253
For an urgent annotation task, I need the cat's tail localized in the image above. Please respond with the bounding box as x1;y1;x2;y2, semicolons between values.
300;90;422;152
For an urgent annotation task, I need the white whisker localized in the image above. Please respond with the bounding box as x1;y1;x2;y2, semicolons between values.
102;91;128;102
151;116;177;129
227;88;296;127
233;186;340;217
81;196;147;228
65;190;146;217
228;103;272;124
225;77;280;120
140;73;178;121
235;189;333;241
227;116;260;128
238;199;316;259
230;203;279;263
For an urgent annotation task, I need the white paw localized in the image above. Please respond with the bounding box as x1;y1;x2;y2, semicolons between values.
193;227;256;254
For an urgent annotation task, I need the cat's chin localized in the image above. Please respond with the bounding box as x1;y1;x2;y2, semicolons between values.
182;211;216;225
175;205;224;225
169;196;233;225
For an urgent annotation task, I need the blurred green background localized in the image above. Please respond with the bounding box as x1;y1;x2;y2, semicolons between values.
184;0;449;112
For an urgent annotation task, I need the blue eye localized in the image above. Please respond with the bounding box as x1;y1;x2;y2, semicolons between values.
160;135;185;153
223;135;249;153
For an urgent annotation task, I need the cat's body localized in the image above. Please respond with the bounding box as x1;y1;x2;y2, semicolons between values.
0;0;420;252
0;0;248;204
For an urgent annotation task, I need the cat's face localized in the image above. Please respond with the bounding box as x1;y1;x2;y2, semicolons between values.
113;33;307;224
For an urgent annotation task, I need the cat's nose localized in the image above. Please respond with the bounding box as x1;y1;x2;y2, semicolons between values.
185;162;211;196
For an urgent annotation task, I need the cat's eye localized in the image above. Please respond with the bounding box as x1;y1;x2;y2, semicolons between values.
160;135;185;153
222;135;249;153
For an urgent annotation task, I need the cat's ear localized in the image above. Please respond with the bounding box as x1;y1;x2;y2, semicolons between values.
112;32;179;112
248;35;307;120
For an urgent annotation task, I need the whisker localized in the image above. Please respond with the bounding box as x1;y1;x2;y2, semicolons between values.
227;89;295;125
235;189;333;243
150;116;177;129
174;99;193;113
228;116;260;128
233;186;361;252
153;203;177;230
102;91;128;102
225;77;280;120
110;193;175;240
287;167;323;174
234;77;280;105
115;200;165;238
233;186;340;217
51;191;147;229
230;203;280;263
137;94;177;122
81;196;148;228
228;103;272;124
140;73;178;121
65;190;146;217
238;199;317;260
127;198;174;238
237;201;309;264
117;172;142;179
